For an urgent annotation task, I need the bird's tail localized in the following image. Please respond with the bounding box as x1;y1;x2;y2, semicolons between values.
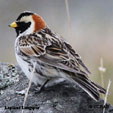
68;73;106;101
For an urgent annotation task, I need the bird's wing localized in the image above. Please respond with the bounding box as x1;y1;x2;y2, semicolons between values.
63;41;91;73
17;29;89;77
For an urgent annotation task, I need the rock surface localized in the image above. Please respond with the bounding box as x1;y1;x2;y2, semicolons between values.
0;63;113;113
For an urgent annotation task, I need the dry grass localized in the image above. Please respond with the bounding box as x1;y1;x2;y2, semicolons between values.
65;0;72;39
103;80;111;113
98;58;106;98
98;58;112;113
21;63;36;113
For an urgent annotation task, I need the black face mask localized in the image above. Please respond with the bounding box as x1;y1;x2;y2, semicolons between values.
15;21;31;36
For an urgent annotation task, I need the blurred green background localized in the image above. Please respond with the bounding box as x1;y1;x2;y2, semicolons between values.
0;0;112;105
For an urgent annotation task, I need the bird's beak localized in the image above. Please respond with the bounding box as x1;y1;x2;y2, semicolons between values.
9;22;18;28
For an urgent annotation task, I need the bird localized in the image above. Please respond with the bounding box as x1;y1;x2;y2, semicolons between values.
9;11;106;101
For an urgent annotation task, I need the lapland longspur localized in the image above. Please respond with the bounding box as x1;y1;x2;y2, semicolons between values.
9;11;106;101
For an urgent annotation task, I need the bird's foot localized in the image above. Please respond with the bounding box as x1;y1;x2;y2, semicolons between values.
33;79;50;94
15;88;27;95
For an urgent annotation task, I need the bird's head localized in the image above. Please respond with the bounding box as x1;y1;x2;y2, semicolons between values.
9;11;46;37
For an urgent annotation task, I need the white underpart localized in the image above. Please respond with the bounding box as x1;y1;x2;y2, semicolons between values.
15;54;34;83
15;15;36;83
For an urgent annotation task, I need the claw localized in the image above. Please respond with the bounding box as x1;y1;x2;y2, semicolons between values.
15;88;27;95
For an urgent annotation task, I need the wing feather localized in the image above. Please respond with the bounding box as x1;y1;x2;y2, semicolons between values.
17;29;89;77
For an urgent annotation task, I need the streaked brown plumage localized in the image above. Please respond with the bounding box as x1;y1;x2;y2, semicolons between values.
9;11;106;101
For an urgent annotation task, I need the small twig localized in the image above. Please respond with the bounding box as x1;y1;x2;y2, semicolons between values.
65;0;72;40
21;63;36;113
98;58;106;98
103;80;111;113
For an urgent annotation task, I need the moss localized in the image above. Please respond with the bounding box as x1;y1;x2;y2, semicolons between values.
0;63;19;89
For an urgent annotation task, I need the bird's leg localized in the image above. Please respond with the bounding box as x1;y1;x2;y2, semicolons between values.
34;79;50;93
15;83;36;95
16;79;50;95
16;78;65;95
44;77;65;88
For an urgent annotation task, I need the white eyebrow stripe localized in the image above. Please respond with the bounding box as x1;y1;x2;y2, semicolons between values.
20;15;32;22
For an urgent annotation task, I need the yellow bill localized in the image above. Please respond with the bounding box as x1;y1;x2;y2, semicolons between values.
9;22;18;28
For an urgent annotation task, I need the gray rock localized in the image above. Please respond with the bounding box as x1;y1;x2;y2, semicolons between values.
0;63;113;113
